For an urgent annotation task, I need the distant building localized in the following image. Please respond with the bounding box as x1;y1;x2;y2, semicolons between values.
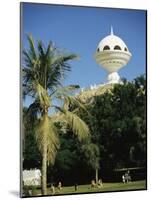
23;169;41;186
77;83;113;103
94;27;132;84
76;27;132;102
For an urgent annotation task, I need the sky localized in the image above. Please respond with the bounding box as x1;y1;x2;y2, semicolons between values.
21;3;146;106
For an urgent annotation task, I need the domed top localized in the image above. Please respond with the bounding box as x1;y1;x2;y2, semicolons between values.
97;27;129;52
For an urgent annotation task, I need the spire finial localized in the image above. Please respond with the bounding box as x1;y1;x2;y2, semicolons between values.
111;26;114;35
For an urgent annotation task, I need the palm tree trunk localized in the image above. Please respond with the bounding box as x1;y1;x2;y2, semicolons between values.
41;112;48;195
95;168;98;184
41;141;47;195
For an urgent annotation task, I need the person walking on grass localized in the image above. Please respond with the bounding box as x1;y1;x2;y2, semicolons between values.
122;174;125;183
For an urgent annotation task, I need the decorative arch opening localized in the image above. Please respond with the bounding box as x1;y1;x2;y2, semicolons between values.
124;47;128;51
103;45;110;50
114;45;121;50
97;48;100;52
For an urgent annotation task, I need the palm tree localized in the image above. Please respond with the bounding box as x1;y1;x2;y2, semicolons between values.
22;35;90;195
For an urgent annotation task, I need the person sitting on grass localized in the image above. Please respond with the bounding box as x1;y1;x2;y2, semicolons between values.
125;171;131;183
91;180;96;188
97;178;103;188
57;181;62;191
127;170;132;182
50;183;55;195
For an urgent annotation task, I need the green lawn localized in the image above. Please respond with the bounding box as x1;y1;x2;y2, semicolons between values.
25;180;146;197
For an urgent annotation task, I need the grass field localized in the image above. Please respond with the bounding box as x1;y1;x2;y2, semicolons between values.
26;180;146;197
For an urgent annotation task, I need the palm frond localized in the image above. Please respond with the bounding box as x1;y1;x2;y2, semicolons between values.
27;99;42;118
22;78;37;99
27;34;37;60
23;35;79;97
46;54;79;89
63;95;88;113
22;67;38;84
54;85;80;97
45;42;52;57
37;40;45;57
35;115;60;166
50;113;64;123
36;84;50;109
47;118;60;165
63;110;90;141
22;50;33;68
51;54;78;66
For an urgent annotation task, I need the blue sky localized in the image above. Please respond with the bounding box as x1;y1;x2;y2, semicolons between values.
22;3;146;106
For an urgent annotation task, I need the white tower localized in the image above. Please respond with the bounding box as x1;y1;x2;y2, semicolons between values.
94;27;132;84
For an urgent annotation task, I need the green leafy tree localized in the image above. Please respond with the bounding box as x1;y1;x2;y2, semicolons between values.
23;107;41;169
74;76;146;179
23;35;90;195
81;142;100;183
